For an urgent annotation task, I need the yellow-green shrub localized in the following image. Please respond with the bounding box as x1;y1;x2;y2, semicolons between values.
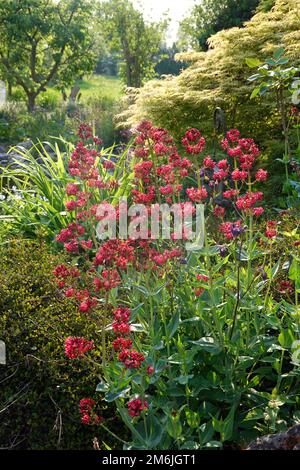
0;240;124;449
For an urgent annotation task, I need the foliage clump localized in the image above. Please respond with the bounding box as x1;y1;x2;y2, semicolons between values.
0;240;123;449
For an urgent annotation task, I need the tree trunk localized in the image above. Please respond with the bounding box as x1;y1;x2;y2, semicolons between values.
7;82;12;97
27;92;37;112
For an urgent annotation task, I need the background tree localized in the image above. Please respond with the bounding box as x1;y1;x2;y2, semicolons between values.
97;0;168;88
155;43;188;77
178;0;274;51
118;0;300;159
0;0;97;111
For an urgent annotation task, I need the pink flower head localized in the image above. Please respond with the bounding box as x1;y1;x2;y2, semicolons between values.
66;183;80;196
79;398;95;414
186;187;208;202
118;349;145;369
112;337;133;352
255;169;268;182
253;207;264;217
113;307;131;323
203;156;215;169
231;169;248;181
182;129;206;155
146;366;155;375
78;123;93;140
127;398;149;417
214;206;226;218
65;336;94;359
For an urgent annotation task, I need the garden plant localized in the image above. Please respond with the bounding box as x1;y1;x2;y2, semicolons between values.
51;122;300;449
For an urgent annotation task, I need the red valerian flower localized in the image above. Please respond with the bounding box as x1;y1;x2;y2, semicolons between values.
278;280;294;294
66;183;80;196
118;349;145;368
79;398;103;426
214;206;226;218
65;336;94;359
265;228;277;239
113;321;131;336
255;169;268;182
65;287;76;298
113;307;131;323
112;337;133;351
231;169;248;181
146;366;155;375
186;187;208;202
195;288;204;297
196;274;209;282
223;189;239;199
253;207;264;217
66;200;78;211
203;156;216;169
236;191;263;211
182;129;206;155
93;269;121;292
265;220;277;239
217;159;229;170
79;398;95;413
78;123;93;140
127;398;149;417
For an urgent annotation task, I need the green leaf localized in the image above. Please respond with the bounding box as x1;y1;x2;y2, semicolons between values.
250;86;261;99
105;386;131;402
248;73;261;82
185;409;200;429
166;415;182;439
96;381;109;392
166;311;180;339
245;57;262;68
189;337;222;355
273;47;285;60
289;257;299;282
278;329;295;349
175;374;194;385
222;405;236;442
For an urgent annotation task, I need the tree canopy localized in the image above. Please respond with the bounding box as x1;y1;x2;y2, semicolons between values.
119;0;300;146
0;0;96;111
97;0;168;88
178;0;265;51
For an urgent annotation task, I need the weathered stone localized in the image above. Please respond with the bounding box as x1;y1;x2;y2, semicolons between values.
247;424;300;450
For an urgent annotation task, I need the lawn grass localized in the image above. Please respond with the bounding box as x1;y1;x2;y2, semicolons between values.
75;75;122;102
10;74;122;107
43;74;123;105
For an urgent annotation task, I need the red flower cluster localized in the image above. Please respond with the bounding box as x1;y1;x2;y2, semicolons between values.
265;220;277;239
65;336;94;359
56;222;94;253
236;191;263;212
132;121;193;205
94;240;135;269
186;187;208;202
79;398;103;425
220;221;244;240
182;128;206;155
110;307;145;370
195;274;209;297
78;123;103;146
127;397;149;417
278;280;294;294
118;349;145;369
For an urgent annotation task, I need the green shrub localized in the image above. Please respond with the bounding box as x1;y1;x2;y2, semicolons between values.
0;240;126;449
